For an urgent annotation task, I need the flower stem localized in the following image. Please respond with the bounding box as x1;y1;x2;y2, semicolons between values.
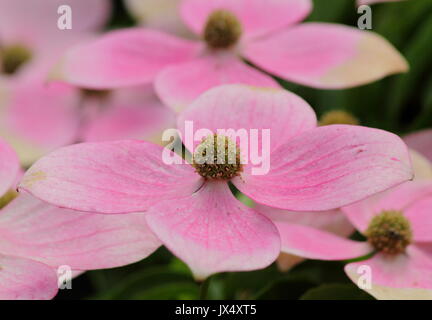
199;277;211;300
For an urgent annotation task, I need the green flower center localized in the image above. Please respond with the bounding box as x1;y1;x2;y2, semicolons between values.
193;134;243;180
366;210;412;255
0;45;32;75
204;10;242;49
0;189;18;210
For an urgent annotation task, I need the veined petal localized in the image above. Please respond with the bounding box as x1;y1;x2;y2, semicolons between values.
145;181;280;280
0;254;57;300
244;23;408;89
20;140;202;213
0;194;161;270
234;125;413;211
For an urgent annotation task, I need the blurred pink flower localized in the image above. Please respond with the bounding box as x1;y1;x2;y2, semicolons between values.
20;85;413;279
276;180;432;299
0;0;110;82
0;137;161;299
0;82;175;165
56;0;408;112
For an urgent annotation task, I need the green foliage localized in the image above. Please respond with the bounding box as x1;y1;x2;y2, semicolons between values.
300;284;374;300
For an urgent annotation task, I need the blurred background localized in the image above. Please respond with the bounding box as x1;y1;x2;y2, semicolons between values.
45;0;431;300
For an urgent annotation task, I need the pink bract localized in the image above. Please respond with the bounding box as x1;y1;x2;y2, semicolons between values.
20;85;413;279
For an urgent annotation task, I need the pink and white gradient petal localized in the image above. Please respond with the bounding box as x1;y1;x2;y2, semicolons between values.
0;254;57;300
345;245;432;300
244;23;408;89
177;85;317;153
0;137;20;196
234;125;413;211
276;223;371;260
58;28;201;89
181;0;312;39
155;55;280;112
145;181;281;280
0;193;161;270
20;141;202;214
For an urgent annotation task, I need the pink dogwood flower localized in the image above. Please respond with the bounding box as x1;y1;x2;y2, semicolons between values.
56;0;408;112
20;85;413;279
276;180;432;299
0;138;161;300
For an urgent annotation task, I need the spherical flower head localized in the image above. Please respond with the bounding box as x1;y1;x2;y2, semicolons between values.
204;9;242;49
193;134;243;180
0;44;32;75
319;110;359;126
366;210;412;255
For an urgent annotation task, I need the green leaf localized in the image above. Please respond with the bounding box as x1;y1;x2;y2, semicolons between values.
300;283;374;300
90;267;196;300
